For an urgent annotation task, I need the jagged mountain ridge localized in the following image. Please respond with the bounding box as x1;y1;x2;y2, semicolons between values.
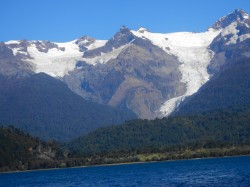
3;9;250;119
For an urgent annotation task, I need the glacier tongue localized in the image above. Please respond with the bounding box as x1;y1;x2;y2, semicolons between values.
132;28;221;116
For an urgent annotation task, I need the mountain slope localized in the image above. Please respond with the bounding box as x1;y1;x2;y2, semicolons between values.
64;26;185;119
0;73;136;141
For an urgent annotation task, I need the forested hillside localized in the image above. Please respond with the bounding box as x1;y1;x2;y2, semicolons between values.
0;126;64;172
0;73;136;142
68;105;250;155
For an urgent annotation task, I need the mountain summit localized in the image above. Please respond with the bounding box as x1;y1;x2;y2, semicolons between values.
212;9;250;30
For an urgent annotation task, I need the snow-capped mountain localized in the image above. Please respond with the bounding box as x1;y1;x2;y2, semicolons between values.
2;9;250;119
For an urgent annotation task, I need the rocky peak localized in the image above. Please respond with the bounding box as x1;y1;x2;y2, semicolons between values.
83;26;136;58
209;9;250;53
212;9;250;30
108;26;135;48
75;35;95;45
31;40;65;53
234;9;250;19
75;36;95;52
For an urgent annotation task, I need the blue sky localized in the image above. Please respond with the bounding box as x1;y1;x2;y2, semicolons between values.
0;0;250;42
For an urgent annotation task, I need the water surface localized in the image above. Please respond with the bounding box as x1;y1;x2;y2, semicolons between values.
1;156;250;186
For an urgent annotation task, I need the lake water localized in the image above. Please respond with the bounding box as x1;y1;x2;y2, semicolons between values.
1;156;250;186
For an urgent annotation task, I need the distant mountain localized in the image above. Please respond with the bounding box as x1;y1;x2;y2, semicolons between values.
2;9;250;120
0;73;136;142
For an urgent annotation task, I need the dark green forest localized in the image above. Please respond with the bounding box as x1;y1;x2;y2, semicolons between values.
68;105;250;155
0;126;65;172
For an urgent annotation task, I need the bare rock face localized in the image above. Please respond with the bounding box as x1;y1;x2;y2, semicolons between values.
83;26;135;58
33;41;65;53
75;36;96;52
0;42;33;77
64;29;185;119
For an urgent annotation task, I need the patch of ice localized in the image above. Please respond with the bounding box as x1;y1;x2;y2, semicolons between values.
138;27;148;33
5;40;20;45
243;14;249;19
87;40;107;50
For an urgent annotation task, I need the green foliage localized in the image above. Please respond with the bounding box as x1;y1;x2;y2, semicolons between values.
0;126;65;172
68;105;250;155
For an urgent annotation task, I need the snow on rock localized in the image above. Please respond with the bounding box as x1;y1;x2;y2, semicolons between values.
240;34;250;42
82;39;135;65
221;22;239;45
132;28;221;116
138;27;148;33
243;12;250;19
5;40;28;56
220;21;250;45
87;40;107;51
83;45;127;65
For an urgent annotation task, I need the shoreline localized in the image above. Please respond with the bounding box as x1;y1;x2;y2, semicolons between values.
1;153;250;174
